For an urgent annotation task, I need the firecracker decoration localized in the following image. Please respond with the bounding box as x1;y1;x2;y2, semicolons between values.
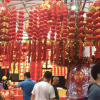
93;9;100;58
77;7;85;57
68;10;76;56
32;9;38;62
56;11;61;64
62;9;68;65
43;8;48;61
38;9;44;62
86;12;94;58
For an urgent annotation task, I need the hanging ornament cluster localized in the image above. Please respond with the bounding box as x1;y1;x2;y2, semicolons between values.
56;11;61;64
86;12;94;58
93;10;100;58
32;9;38;62
68;10;76;57
77;9;85;57
43;8;48;61
17;7;24;41
2;0;100;77
63;9;68;65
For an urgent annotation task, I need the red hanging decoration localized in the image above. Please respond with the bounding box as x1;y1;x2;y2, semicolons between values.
51;9;55;63
63;9;68;65
43;8;48;61
56;11;61;63
77;10;85;57
86;12;94;58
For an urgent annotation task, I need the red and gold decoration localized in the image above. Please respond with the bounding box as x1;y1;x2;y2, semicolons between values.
77;8;85;57
68;10;76;57
86;12;94;58
1;1;100;98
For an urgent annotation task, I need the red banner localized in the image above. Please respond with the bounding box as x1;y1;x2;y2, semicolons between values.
36;61;41;82
31;61;41;82
31;62;36;81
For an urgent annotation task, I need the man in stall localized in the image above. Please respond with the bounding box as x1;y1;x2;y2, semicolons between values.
8;72;36;100
52;77;59;100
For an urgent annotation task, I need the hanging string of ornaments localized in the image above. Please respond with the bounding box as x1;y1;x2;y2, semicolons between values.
1;0;100;76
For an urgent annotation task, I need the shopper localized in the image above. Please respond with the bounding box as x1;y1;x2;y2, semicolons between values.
88;64;100;100
52;77;59;100
82;83;93;100
8;72;36;100
31;71;55;100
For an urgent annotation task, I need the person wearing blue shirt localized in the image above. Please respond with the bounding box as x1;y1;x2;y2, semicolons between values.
88;64;100;100
8;72;36;100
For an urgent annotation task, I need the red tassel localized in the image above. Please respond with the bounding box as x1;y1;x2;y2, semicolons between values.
43;40;46;61
70;42;73;56
56;42;59;64
90;44;92;58
80;42;83;57
34;41;36;62
38;41;40;61
32;41;34;62
28;41;31;63
39;41;42;61
19;43;21;63
9;42;11;71
63;42;65;65
51;41;53;63
11;41;14;62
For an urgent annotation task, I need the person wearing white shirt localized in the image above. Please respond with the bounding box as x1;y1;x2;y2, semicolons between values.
31;71;55;100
